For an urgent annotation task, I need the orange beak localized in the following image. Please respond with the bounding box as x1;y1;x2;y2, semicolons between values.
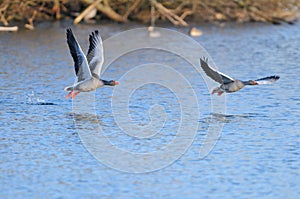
114;81;120;85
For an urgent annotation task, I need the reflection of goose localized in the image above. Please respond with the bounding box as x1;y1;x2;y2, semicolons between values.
200;57;280;96
65;28;119;99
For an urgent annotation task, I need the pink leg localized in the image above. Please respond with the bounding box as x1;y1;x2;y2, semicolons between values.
212;88;218;95
71;91;80;99
66;91;73;99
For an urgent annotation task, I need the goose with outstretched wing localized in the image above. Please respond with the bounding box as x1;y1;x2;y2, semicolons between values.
64;28;119;99
200;57;279;96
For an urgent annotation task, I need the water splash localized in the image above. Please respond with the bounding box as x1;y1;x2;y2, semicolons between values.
26;91;56;105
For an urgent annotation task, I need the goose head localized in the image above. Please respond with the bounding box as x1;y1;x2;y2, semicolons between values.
102;80;119;86
243;80;258;86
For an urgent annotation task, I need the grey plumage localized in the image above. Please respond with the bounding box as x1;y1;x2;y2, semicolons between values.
200;57;280;96
65;28;118;99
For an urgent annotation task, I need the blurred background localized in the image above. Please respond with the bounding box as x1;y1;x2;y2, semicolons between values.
0;0;299;29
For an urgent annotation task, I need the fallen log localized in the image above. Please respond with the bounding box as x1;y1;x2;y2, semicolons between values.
0;26;18;31
74;0;101;24
152;0;189;26
80;0;127;23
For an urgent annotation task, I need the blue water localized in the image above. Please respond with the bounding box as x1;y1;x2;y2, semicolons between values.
0;21;299;198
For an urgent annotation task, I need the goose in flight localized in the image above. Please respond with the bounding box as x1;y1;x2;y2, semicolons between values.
64;28;119;99
200;57;279;96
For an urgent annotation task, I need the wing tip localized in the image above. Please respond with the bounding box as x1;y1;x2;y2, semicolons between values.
256;75;280;82
200;57;209;66
89;30;100;38
87;29;101;55
66;28;76;43
66;27;73;36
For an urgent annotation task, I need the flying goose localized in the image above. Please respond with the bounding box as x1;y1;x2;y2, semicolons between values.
200;57;279;96
64;28;119;99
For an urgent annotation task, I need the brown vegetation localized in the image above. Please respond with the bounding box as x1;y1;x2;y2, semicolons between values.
0;0;299;29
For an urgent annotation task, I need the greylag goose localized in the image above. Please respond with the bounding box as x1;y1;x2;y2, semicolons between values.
65;28;119;99
200;57;280;96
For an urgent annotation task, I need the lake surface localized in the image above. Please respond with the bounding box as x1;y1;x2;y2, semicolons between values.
0;21;299;198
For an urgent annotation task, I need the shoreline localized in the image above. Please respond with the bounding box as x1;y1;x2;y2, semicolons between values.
2;19;298;35
0;0;299;30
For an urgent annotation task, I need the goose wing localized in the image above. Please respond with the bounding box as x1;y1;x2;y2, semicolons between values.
255;75;280;84
66;28;92;82
200;58;234;84
86;30;104;78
